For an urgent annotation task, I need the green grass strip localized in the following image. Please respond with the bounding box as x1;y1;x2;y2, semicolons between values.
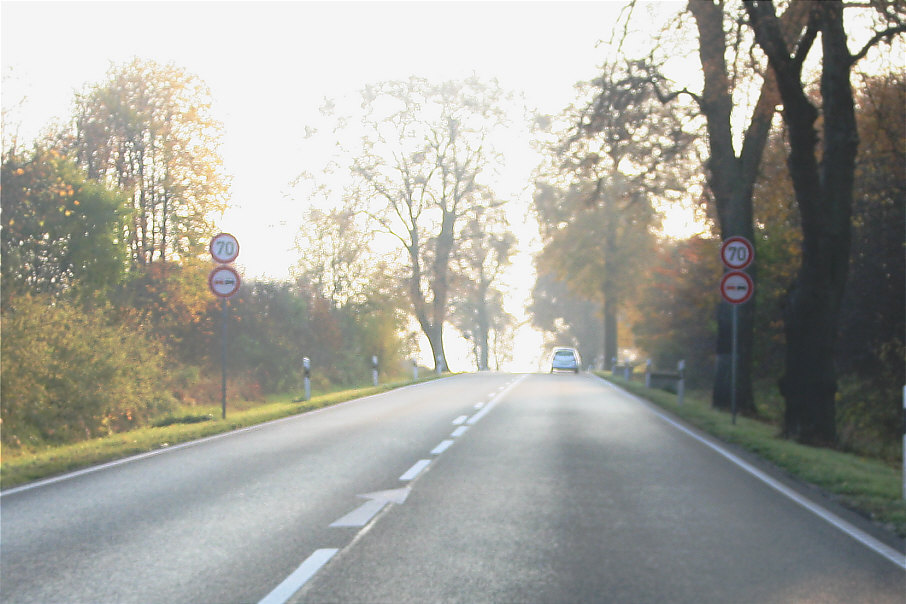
599;373;906;538
1;375;445;490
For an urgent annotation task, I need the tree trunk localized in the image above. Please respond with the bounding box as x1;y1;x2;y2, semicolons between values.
427;322;449;373
477;290;490;371
689;0;757;415
747;0;858;445
779;271;842;445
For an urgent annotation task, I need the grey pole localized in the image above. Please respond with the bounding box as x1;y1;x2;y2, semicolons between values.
731;304;738;425
221;298;227;420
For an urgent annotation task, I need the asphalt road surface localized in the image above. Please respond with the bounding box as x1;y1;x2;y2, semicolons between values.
2;373;903;603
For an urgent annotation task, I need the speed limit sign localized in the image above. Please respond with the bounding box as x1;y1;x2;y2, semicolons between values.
210;233;240;264
721;236;753;270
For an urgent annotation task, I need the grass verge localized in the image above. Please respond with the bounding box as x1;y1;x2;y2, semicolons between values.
598;373;906;539
1;375;445;490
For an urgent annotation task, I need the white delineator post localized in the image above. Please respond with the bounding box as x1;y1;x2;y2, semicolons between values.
303;357;311;402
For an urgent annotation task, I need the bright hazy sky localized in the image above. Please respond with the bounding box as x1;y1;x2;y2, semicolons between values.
1;0;689;370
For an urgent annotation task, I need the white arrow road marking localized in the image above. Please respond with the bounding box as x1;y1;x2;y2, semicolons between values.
329;499;386;528
329;487;412;528
258;548;338;604
399;459;431;481
431;440;454;455
451;426;469;438
359;486;412;504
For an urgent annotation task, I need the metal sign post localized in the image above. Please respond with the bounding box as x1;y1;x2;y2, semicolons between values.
720;238;754;425
221;298;228;419
209;234;241;419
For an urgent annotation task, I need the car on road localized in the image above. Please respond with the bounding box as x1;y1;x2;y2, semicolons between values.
549;347;581;374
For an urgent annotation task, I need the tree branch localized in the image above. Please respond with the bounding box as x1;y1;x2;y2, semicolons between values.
850;24;906;64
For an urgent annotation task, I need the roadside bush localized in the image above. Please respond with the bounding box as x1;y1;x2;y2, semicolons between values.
836;374;903;463
1;293;175;448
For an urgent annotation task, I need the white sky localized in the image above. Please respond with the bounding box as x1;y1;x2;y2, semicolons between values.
2;0;693;371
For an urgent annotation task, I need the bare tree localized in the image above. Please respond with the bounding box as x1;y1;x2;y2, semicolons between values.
344;77;510;372
451;193;516;371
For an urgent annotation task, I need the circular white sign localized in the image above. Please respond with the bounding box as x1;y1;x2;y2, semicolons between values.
210;233;240;264
721;236;754;270
720;270;754;305
209;265;241;298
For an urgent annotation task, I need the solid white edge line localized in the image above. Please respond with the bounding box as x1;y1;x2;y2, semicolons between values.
431;440;455;455
258;548;338;604
598;378;906;570
399;459;431;481
2;378;451;497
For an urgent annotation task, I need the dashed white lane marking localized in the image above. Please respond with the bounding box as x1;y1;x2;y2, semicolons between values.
399;459;431;481
258;548;338;604
468;376;526;425
468;403;493;425
261;377;527;603
431;440;454;455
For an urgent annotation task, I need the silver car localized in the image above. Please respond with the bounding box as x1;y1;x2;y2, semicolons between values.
550;347;581;374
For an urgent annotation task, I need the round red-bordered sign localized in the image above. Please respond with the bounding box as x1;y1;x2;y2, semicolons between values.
209;265;241;298
721;236;754;270
720;270;754;305
210;233;240;264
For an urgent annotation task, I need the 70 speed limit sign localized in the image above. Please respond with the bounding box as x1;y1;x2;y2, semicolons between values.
210;233;240;264
721;236;753;270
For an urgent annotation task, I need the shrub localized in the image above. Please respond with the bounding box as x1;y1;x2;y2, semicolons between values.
1;293;176;448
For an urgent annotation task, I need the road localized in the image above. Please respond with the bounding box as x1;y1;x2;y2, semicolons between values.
1;373;903;603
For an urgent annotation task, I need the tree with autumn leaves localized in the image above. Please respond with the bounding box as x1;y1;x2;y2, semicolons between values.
1;59;415;450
